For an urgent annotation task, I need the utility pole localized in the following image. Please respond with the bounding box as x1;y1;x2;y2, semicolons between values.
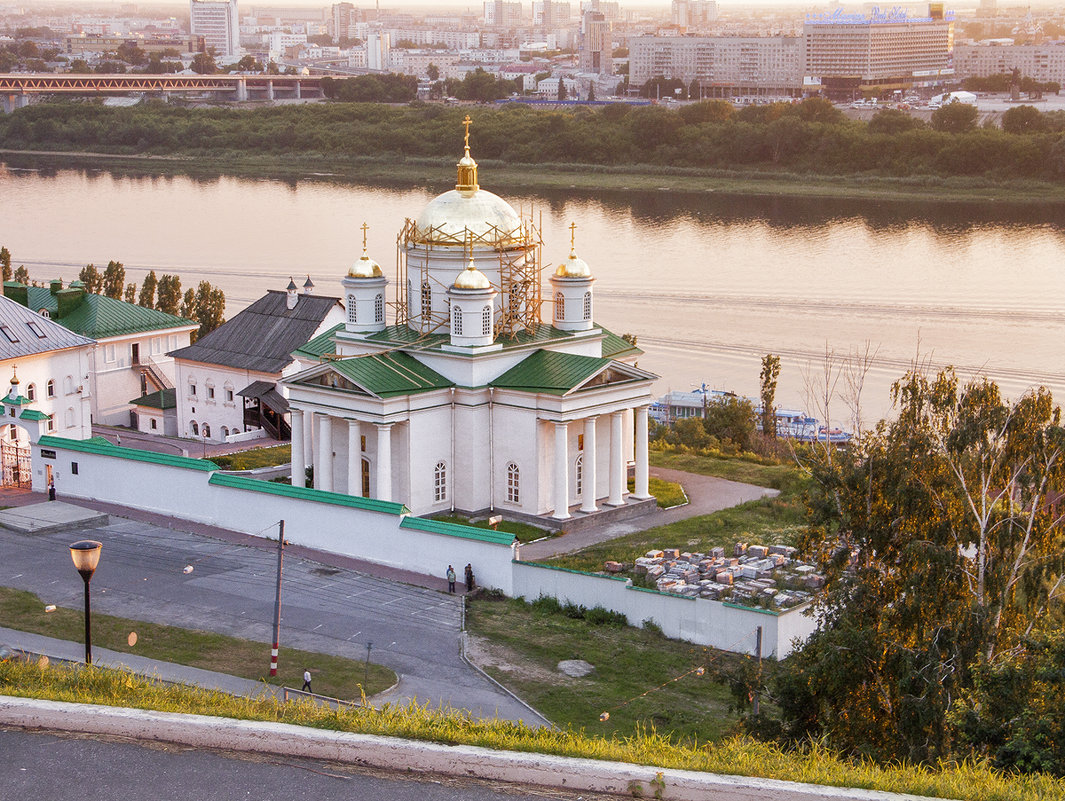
269;520;285;677
752;625;762;717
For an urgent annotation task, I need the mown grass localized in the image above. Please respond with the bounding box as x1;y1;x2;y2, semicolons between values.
0;586;394;699
3;658;1064;801
650;447;806;493
466;594;743;741
432;514;551;544
211;444;292;470
630;475;687;508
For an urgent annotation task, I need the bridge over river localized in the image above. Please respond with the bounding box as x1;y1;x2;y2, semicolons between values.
0;73;323;111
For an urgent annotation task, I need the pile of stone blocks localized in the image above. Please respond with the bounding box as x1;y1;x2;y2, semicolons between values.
626;542;822;609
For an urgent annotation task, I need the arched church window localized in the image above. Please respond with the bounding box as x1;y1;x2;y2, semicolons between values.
64;375;74;395
421;280;432;315
452;307;463;335
374;294;384;323
575;454;583;497
482;305;491;336
26;383;35;401
347;295;357;324
203;423;211;439
221;426;229;438
506;462;520;504
434;461;447;502
555;293;565;321
191;421;198;436
46;380;55;398
583;291;592;321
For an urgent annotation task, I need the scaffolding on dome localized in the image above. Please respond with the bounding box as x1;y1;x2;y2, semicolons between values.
395;214;543;337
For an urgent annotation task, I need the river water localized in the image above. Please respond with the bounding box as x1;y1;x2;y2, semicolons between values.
2;160;1063;424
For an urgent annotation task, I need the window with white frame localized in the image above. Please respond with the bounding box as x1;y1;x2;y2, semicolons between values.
452;307;463;335
506;462;520;504
104;344;116;363
555;292;565;320
65;407;75;428
47;416;55;432
482;305;491;336
347;295;357;324
224;385;234;403
206;383;215;401
46;380;55;398
188;379;197;397
583;291;592;320
26;384;35;401
150;418;157;430
575;454;584;497
434;461;447;502
374;294;384;323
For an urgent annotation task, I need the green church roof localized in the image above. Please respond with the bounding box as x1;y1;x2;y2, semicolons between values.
24;286;195;339
328;352;454;398
491;350;613;395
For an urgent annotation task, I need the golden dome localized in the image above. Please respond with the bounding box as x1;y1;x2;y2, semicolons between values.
554;248;592;279
348;254;383;278
454;261;491;291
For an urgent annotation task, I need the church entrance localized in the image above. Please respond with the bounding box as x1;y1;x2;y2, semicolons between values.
1;439;31;487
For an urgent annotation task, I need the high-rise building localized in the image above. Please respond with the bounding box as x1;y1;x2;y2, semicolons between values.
671;0;717;29
190;0;240;58
534;0;571;29
802;6;954;95
579;0;612;74
366;31;390;71
484;0;523;28
331;2;359;42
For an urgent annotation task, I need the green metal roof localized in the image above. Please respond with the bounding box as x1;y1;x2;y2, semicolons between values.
400;515;516;546
491;350;613;395
600;326;642;360
130;388;177;409
209;473;410;515
24;286;195;339
37;434;218;471
292;322;344;361
19;409;51;421
365;325;450;349
365;322;575;353
3;394;31;406
328;352;453;398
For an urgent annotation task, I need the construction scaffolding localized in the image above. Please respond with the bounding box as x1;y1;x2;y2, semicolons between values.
395;215;543;337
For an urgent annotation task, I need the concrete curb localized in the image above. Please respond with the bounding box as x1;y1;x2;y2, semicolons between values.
0;696;948;801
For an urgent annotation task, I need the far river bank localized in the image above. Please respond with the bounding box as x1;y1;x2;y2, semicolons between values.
4;148;1065;207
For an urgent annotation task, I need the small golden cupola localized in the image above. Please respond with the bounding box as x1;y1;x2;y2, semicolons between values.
448;255;497;348
455;114;479;194
342;222;388;336
454;258;491;290
8;367;19;400
549;222;596;333
348;222;384;278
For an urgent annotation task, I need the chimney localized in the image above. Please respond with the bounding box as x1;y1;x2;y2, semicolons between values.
286;277;298;310
50;278;63;295
303;275;314;295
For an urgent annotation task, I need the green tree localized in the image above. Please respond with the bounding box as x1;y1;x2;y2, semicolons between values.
868;107;923;135
155;274;182;315
102;260;125;299
138;270;157;308
759;354;781;438
426;63;439;82
13;265;29;284
931;101;978;133
0;246;10;282
180;287;196;320
123;282;137;304
191;52;217;74
557;78;567;101
702;395;756;451
1002;104;1046;134
78;263;103;294
193;280;226;338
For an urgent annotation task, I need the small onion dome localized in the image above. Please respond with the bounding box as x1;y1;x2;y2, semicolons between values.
454;260;491;290
348;251;384;278
287;277;298;291
9;368;19;387
554;247;592;279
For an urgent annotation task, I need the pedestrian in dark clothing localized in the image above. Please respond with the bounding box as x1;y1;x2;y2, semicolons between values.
446;565;456;593
302;669;312;693
48;483;56;501
464;563;475;592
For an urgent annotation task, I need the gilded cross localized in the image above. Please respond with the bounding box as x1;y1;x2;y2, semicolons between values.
462;115;473;149
569;221;577;250
361;221;369;251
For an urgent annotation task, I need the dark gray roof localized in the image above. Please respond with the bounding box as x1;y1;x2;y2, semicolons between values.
169;290;341;374
0;294;95;360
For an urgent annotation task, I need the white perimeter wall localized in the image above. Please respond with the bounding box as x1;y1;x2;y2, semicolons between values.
512;561;818;658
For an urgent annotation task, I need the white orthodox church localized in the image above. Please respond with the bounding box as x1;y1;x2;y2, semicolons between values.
284;121;658;523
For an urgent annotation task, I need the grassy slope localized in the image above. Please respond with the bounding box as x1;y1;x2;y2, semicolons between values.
466;595;744;741
4;658;1064;801
0;586;394;699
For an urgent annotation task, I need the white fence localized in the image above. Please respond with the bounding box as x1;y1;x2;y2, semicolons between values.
512;561;817;658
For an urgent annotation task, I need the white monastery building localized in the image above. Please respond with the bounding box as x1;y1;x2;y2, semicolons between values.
284;120;658;522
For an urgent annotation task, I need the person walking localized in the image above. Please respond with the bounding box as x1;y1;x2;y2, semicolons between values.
446;565;456;593
302;669;312;693
464;563;475;593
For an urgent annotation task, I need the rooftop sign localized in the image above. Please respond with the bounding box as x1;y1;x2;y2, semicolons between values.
805;6;953;25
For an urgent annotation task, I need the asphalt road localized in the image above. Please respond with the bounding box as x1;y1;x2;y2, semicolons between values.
0;729;587;801
0;516;534;723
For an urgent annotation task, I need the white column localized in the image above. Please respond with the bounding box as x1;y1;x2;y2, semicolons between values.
553;421;571;520
633;405;651;499
318;413;333;493
581;416;598;513
347;419;361;496
302;407;314;468
290;409;305;488
608;411;624;506
375;423;393;502
623;407;634;496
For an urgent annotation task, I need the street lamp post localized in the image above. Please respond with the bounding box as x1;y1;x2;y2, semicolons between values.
69;540;102;665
